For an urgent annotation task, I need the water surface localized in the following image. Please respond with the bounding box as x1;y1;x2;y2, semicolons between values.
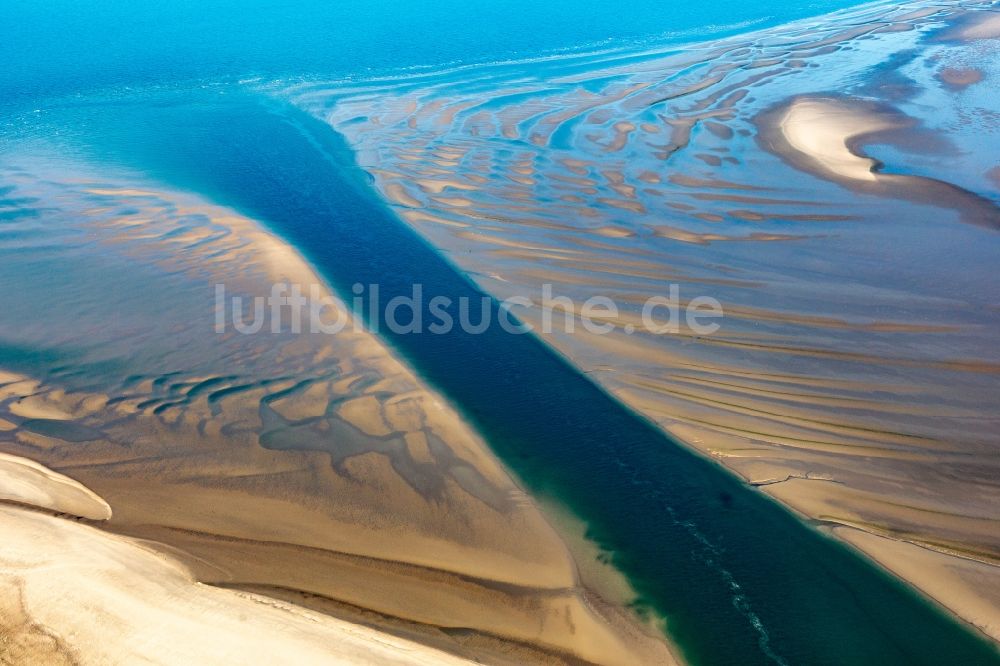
4;1;999;663
30;89;994;665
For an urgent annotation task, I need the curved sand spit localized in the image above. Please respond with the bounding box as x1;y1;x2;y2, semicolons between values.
0;452;111;520
0;455;473;665
775;97;900;182
761;95;1000;229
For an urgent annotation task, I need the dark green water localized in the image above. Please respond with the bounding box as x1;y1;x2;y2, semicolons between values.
55;92;999;665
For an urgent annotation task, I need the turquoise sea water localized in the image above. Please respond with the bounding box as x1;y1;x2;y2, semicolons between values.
4;1;1000;664
5;0;866;103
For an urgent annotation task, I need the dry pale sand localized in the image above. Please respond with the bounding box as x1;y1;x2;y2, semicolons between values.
0;170;674;665
775;97;900;182
0;459;475;665
0;452;111;520
759;95;1000;229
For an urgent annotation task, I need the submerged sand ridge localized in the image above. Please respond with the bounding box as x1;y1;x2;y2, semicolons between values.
0;167;674;665
295;0;1000;643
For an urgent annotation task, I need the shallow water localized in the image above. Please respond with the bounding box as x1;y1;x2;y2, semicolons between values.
296;2;1000;618
7;87;989;664
3;1;999;664
2;0;872;104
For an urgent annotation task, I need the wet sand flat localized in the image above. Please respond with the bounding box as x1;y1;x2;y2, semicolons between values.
0;165;673;665
297;0;1000;642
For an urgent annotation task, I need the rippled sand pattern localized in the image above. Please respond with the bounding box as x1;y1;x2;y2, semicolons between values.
0;165;672;664
293;1;1000;639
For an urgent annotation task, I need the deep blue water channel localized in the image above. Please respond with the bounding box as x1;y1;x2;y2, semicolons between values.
49;91;1000;666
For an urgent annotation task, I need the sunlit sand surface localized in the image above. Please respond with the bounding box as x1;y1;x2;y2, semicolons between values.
774;97;899;182
2;1;998;661
289;0;1000;641
0;458;477;665
0;452;111;520
0;165;673;664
